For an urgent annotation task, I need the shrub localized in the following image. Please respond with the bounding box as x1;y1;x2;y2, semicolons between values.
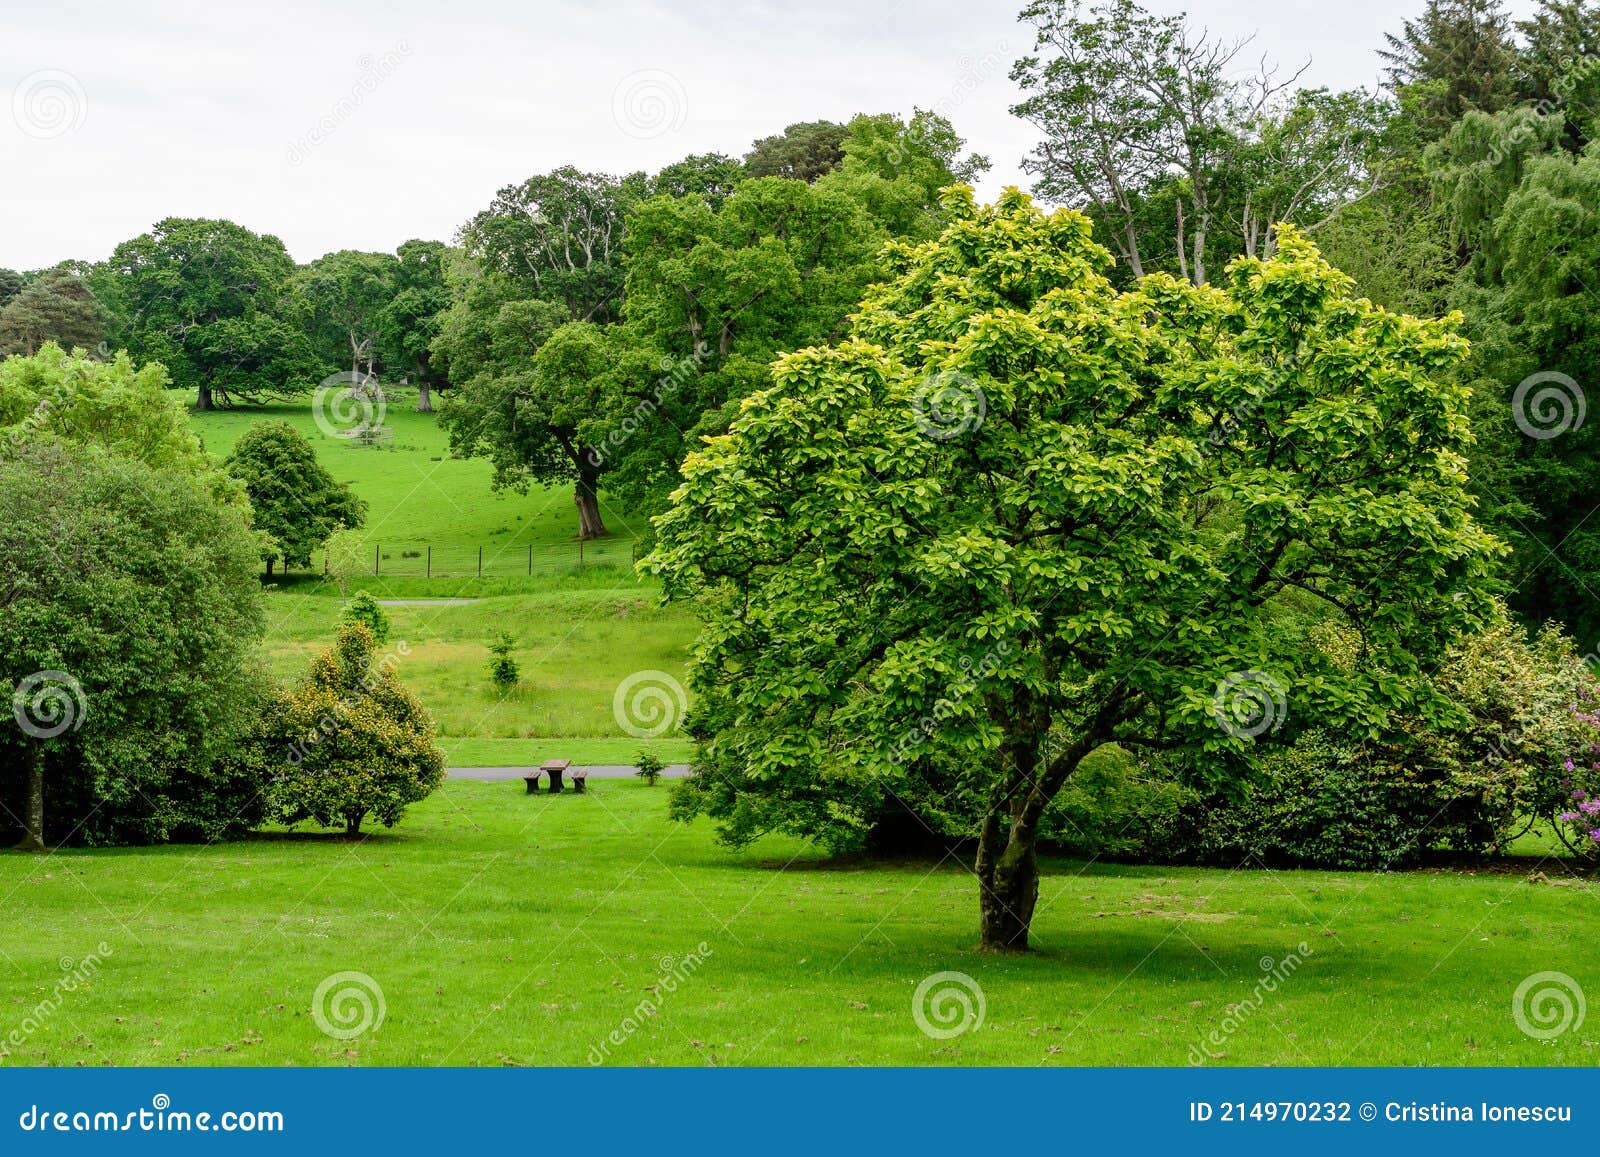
487;631;519;689
341;589;391;644
271;622;445;836
1041;744;1193;858
636;750;666;786
1163;609;1599;869
0;436;267;848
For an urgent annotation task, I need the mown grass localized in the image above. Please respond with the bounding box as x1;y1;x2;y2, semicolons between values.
2;781;1596;1067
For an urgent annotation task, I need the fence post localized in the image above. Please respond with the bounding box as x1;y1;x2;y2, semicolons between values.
374;544;379;576
426;545;431;578
478;546;483;578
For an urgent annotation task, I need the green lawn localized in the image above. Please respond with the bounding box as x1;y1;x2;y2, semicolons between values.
2;780;1596;1067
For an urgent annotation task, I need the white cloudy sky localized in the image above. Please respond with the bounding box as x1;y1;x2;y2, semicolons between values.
1;0;1541;269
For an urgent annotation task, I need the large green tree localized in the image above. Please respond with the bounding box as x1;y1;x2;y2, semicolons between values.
742;120;848;182
0;436;266;849
1381;0;1521;140
458;166;642;324
96;218;323;409
298;249;400;383
650;189;1499;949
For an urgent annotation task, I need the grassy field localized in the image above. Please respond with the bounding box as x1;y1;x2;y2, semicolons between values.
190;396;693;766
189;394;643;574
263;581;698;767
2;780;1596;1067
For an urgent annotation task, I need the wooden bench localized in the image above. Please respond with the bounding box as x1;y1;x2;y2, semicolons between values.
569;766;588;794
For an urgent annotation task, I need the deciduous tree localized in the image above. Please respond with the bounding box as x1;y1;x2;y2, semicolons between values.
651;189;1499;949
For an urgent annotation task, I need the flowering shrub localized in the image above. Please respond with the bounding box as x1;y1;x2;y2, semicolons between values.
1555;686;1600;854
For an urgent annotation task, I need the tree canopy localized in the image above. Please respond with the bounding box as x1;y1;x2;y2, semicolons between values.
651;189;1501;948
96;217;324;409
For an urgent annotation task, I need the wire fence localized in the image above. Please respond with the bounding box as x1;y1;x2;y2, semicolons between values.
313;537;644;578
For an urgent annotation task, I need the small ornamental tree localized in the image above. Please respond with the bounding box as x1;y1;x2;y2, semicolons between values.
649;188;1501;950
223;421;366;576
274;622;444;836
340;589;391;644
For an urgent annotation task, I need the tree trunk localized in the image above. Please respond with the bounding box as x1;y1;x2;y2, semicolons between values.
415;379;432;413
16;746;45;852
195;383;214;411
345;813;363;838
976;812;1039;951
265;556;275;579
575;456;608;539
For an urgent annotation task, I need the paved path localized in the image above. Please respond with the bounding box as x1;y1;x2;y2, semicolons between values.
377;598;481;607
447;764;690;781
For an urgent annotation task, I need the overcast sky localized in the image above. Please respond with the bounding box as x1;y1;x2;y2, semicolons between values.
1;0;1541;270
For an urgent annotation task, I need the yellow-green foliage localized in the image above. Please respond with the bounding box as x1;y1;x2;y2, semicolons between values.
274;622;445;835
